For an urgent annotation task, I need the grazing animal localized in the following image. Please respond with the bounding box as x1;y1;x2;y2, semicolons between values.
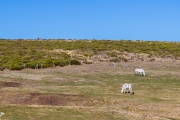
121;83;133;94
0;112;4;118
135;68;145;76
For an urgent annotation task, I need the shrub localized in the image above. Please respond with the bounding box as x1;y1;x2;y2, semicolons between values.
26;61;39;69
149;58;156;62
10;62;23;70
54;60;69;67
69;60;81;65
43;59;54;67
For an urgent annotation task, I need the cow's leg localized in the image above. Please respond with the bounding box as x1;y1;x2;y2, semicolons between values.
129;87;132;94
135;72;137;76
121;85;125;93
121;88;124;93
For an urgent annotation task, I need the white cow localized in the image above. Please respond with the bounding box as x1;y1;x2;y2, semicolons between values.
135;68;145;76
121;83;133;94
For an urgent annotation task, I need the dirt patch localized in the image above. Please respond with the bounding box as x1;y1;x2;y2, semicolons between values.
0;81;22;88
11;93;102;106
25;93;65;105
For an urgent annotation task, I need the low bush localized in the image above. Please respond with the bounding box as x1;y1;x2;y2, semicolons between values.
69;60;81;65
10;62;23;70
26;61;39;69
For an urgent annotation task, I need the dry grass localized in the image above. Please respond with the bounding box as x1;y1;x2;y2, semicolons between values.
0;61;180;120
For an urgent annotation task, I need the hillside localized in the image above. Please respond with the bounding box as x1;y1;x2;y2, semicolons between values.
0;39;180;70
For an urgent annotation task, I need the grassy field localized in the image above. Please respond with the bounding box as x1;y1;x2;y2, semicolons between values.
0;61;180;120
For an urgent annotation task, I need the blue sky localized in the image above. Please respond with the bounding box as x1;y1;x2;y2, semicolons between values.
0;0;180;41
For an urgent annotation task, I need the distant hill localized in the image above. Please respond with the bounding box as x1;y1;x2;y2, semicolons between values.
0;39;180;70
